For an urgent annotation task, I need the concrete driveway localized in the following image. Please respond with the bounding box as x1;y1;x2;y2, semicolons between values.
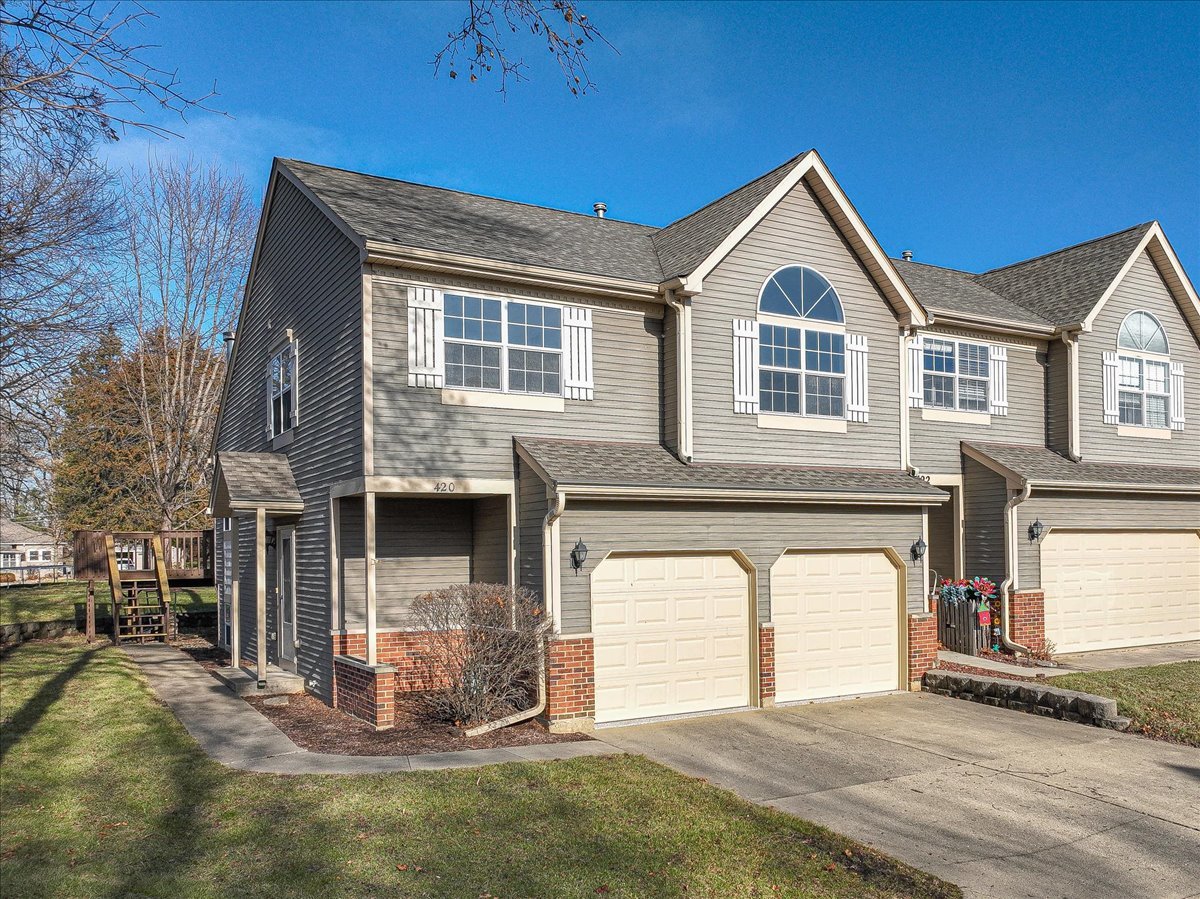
601;693;1200;899
1053;641;1200;673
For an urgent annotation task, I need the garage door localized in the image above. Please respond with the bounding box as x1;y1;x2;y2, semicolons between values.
772;550;901;703
1042;530;1200;654
591;553;751;724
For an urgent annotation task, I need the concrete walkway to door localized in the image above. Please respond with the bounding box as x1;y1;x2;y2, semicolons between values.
602;693;1200;899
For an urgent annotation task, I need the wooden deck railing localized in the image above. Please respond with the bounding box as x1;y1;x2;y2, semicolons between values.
74;529;214;583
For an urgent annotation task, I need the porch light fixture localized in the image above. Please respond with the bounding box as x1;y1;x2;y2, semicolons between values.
570;538;589;574
1028;518;1045;543
910;536;927;562
265;530;277;551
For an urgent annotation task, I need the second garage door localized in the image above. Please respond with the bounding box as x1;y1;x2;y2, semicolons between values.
1042;529;1200;654
771;550;902;703
591;553;751;725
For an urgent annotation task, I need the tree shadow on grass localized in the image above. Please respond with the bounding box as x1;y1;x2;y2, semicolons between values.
0;643;103;763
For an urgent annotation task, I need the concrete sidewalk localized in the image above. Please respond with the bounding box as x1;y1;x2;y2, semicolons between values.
124;643;621;774
938;641;1200;680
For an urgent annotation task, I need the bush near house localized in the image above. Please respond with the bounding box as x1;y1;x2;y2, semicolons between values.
0;580;216;625
1052;661;1200;746
0;638;961;898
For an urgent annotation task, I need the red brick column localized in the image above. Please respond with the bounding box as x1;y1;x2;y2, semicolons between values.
907;610;938;690
333;630;455;694
545;636;594;732
1010;590;1046;652
759;623;775;707
332;655;396;730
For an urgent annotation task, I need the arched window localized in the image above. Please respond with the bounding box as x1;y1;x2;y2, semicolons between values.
1114;311;1171;428
758;265;845;323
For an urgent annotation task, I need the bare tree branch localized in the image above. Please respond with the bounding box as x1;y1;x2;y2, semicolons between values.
434;0;612;96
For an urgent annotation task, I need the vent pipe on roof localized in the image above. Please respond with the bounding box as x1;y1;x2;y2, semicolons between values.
901;250;914;262
593;202;607;218
222;330;236;357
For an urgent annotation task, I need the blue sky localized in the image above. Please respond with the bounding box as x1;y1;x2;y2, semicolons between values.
105;0;1200;273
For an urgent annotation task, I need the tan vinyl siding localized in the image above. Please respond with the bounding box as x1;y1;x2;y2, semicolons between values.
962;458;1009;586
371;267;664;479
216;176;363;699
472;495;510;584
927;488;957;581
1078;251;1200;464
1016;492;1200;588
517;458;546;599
910;327;1048;474
690;178;901;467
557;500;928;634
1046;339;1071;455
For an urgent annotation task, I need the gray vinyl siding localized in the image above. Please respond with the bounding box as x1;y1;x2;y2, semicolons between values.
962;457;1009;587
517;458;546;599
663;305;679;454
927;488;957;582
370;267;664;479
216;175;363;700
1046;339;1070;455
1078;251;1200;464
909;328;1048;474
556;500;929;633
1016;492;1200;588
690;178;902;468
472;495;510;584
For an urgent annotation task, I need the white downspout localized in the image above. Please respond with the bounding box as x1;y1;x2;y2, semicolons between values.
1062;332;1083;462
665;291;693;462
542;490;567;633
999;482;1033;654
899;327;914;472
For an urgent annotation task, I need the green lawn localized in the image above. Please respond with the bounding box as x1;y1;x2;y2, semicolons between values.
0;581;216;624
1053;661;1200;747
0;638;959;898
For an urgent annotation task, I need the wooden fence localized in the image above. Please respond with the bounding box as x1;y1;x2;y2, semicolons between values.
74;530;213;583
937;598;990;656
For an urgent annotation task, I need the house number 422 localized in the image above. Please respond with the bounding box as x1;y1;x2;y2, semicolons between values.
434;481;456;493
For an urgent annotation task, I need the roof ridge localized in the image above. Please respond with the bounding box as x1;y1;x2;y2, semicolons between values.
279;158;661;232
980;221;1153;277
890;258;978;275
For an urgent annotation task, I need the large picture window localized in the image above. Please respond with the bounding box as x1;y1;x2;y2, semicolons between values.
922;339;989;412
1116;311;1170;428
443;294;562;395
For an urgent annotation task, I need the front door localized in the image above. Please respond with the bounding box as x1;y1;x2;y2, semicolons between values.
277;526;297;670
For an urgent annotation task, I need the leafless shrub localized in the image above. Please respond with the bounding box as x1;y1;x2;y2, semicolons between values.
408;583;550;727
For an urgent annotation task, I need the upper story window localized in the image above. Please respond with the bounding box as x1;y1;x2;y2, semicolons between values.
923;339;990;412
443;294;562;395
1115;310;1170;428
269;341;297;438
755;265;847;418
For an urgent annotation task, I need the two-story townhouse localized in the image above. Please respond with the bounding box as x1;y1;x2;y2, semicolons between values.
210;150;1198;733
897;225;1200;656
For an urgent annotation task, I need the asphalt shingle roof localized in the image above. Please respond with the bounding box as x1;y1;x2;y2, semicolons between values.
964;442;1200;491
217;452;303;508
893;261;1054;328
517;437;947;500
0;518;55;546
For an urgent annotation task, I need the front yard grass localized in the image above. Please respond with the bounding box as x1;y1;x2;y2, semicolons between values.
0;638;960;898
0;580;216;624
1053;661;1200;746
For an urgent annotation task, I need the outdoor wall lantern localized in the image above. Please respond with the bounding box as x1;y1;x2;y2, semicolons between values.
1028;518;1046;543
570;538;589;574
265;530;277;551
910;536;927;562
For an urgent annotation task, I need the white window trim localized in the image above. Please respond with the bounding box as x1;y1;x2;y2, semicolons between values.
921;407;991;426
443;292;565;398
440;388;564;412
1116;350;1171;430
758;321;848;421
922;338;991;413
757;413;847;433
268;339;297;440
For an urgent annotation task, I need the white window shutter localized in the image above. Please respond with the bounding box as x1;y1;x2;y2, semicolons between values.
1170;362;1185;431
908;335;925;408
407;287;444;388
291;338;301;427
988;344;1008;416
732;318;759;414
1102;351;1119;424
562;306;594;400
845;333;869;423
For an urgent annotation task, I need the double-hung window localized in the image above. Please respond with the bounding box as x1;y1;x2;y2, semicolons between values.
269;344;296;437
923;339;989;412
1115;311;1171;428
759;324;845;417
444;294;562;395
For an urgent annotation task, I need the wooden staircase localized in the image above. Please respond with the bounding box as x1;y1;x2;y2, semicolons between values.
104;533;174;644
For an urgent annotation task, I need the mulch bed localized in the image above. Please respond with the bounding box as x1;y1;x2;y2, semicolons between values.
977;648;1058;669
246;691;591;756
932;660;1042;682
174;630;231;672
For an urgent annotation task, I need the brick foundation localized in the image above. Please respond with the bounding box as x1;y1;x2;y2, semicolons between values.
907;610;938;690
759;623;775;707
1009;590;1046;652
332;655;396;729
545;636;595;731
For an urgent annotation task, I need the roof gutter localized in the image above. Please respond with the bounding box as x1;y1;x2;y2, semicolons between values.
558;484;949;505
999;482;1033;655
925;310;1056;339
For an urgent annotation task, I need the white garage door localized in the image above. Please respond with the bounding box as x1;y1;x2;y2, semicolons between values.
591;553;750;724
1042;530;1200;654
772;550;901;703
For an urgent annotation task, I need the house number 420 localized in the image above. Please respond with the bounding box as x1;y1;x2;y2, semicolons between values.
434;481;456;493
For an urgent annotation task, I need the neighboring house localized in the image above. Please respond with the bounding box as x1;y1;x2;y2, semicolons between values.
0;518;66;578
210;150;1198;731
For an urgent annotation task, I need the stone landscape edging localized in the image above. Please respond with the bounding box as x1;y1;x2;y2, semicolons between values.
923;669;1131;730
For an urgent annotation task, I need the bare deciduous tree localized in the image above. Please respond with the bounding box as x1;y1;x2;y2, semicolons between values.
435;0;610;96
117;156;255;529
